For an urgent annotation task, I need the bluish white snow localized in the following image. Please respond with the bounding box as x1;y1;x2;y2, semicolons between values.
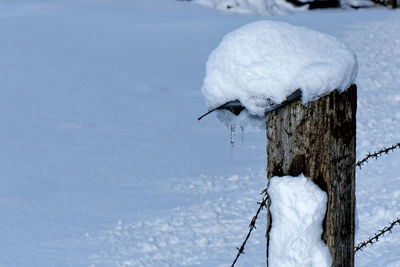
202;20;358;116
0;1;399;267
194;0;376;14
268;175;331;267
194;0;307;15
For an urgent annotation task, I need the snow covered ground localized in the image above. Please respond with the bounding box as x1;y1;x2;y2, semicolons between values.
194;0;307;16
0;1;399;266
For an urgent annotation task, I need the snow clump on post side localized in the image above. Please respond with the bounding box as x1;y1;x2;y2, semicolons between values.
268;175;331;267
202;20;358;117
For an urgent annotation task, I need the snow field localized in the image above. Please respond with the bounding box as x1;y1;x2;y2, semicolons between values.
86;171;269;267
194;0;376;14
194;0;307;15
346;15;400;267
0;1;399;266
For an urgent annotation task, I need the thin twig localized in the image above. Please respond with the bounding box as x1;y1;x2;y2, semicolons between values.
356;142;400;168
354;216;400;252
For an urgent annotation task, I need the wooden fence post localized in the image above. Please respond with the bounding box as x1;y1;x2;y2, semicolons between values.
266;85;357;267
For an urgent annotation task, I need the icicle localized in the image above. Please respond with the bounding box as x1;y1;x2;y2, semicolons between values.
230;124;236;149
240;124;245;144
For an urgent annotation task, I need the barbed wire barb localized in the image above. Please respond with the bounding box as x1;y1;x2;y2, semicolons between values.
231;195;269;267
354;216;400;253
356;142;400;169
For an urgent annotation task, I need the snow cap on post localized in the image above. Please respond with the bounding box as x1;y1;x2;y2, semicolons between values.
201;20;358;116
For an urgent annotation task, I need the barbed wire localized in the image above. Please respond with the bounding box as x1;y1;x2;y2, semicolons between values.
356;142;400;168
231;195;269;267
230;141;399;265
354;216;400;253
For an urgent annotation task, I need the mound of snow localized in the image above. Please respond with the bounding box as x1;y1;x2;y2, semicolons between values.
268;175;331;267
201;20;358;116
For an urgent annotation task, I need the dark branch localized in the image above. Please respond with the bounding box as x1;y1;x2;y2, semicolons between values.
198;100;244;121
198;89;302;121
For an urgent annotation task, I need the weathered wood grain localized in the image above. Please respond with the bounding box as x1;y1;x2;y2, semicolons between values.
266;85;357;267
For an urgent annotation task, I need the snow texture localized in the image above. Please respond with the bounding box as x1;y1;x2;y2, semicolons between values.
268;175;331;267
194;0;307;15
202;20;358;116
194;0;374;13
0;1;400;266
216;109;266;131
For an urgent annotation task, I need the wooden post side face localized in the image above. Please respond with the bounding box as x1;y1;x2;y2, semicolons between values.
266;85;357;267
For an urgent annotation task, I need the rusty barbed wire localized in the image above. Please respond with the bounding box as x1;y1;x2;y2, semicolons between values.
356;142;400;168
231;195;269;267
354;216;400;253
